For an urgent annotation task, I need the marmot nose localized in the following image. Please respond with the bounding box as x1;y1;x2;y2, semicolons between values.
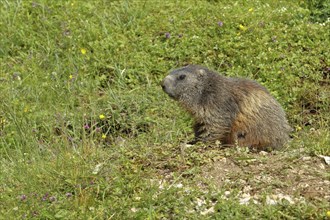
161;80;166;90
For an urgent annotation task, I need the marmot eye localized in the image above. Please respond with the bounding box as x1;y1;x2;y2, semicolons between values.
178;74;186;80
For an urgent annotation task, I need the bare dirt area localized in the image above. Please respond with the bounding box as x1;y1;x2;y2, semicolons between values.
202;148;330;204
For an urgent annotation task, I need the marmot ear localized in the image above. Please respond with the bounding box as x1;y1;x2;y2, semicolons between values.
197;69;207;76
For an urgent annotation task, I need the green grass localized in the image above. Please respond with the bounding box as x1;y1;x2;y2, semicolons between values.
1;0;329;219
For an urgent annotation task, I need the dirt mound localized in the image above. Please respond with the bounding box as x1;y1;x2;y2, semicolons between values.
202;148;330;204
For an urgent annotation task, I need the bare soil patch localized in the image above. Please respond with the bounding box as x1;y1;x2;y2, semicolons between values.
202;148;330;203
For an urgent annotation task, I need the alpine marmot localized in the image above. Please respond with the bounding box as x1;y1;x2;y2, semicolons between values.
161;65;291;150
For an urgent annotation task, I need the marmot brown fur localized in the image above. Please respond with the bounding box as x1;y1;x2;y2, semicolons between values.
161;65;291;150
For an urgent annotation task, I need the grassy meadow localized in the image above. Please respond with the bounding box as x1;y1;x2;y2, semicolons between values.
0;0;329;219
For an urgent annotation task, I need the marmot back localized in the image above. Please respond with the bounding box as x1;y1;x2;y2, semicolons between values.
161;65;291;150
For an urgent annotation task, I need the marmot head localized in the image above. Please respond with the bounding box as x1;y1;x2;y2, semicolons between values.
161;65;209;102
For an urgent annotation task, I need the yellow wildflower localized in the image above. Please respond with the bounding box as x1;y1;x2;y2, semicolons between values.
24;107;29;113
69;75;73;79
326;210;330;218
99;114;105;120
239;24;248;31
80;48;87;55
249;8;254;12
102;134;107;139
